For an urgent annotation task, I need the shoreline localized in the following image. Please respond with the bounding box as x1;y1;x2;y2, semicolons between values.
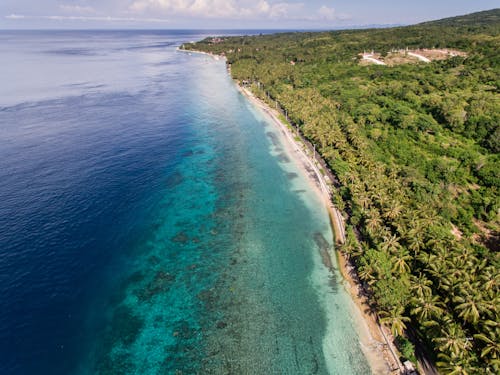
183;47;401;374
237;86;399;375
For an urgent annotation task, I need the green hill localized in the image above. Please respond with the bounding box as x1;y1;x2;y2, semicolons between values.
183;9;500;374
420;8;500;27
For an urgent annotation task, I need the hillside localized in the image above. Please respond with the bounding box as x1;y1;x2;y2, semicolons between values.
419;8;500;27
182;9;500;375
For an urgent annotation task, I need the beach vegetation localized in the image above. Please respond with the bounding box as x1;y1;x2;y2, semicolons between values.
396;336;418;364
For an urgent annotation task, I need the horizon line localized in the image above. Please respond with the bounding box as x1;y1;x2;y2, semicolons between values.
0;24;404;32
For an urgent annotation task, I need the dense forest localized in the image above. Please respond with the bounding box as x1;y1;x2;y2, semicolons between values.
182;9;500;375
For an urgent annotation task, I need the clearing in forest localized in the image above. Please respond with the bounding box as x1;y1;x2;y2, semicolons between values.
359;48;467;66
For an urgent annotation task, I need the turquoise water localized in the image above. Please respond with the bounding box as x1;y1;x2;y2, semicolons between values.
0;31;371;374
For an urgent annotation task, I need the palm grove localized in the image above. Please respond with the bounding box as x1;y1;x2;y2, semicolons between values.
182;9;499;374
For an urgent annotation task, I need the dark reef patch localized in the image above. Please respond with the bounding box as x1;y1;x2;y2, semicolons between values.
313;232;333;270
165;171;184;189
266;131;279;146
172;231;189;244
134;271;176;302
276;152;290;163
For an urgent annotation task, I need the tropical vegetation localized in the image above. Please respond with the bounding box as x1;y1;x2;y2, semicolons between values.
182;9;500;374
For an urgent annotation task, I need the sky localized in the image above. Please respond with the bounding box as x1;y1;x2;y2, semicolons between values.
1;0;498;29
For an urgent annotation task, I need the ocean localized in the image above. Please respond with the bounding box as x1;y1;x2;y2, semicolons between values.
0;30;371;374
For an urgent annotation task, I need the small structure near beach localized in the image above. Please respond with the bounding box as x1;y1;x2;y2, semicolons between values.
403;360;418;375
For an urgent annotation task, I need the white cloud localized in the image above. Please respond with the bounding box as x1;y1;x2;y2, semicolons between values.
4;14;170;23
317;5;335;20
268;2;304;19
4;1;349;25
128;0;305;19
59;5;96;14
5;14;26;19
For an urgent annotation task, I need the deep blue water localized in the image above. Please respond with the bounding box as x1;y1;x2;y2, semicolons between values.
0;30;371;374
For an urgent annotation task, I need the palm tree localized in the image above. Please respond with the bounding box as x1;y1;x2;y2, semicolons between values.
380;233;401;254
451;245;478;272
416;251;433;268
474;329;500;361
384;199;404;220
391;249;412;274
480;266;499;298
339;229;363;258
356;191;372;210
410;273;433;298
410;293;445;321
376;226;392;240
371;189;388;209
406;224;426;261
453;293;482;325
436;352;476;375
379;306;411;337
419;210;440;230
365;209;383;234
358;262;377;285
433;321;471;358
